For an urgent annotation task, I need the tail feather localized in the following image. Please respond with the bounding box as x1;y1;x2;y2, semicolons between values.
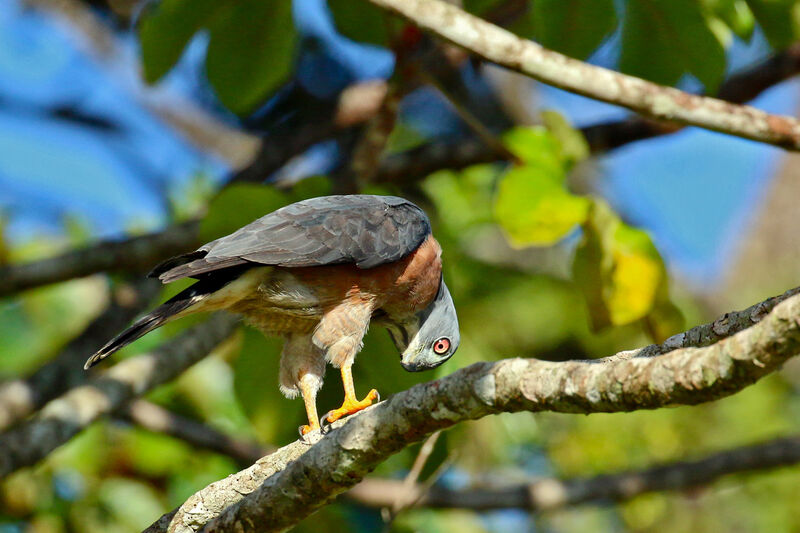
83;271;245;369
83;296;195;369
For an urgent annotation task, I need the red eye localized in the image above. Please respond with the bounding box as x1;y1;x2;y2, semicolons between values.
433;338;450;355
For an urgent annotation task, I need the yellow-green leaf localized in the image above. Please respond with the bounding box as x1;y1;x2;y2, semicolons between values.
494;165;590;247
541;110;590;167
572;198;675;332
502;127;563;178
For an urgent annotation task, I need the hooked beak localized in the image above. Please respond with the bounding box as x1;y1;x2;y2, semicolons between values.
393;280;459;372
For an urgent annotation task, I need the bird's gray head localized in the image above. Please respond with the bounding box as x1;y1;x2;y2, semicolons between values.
386;280;460;372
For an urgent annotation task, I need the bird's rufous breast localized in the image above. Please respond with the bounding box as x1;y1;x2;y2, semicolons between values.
289;234;442;317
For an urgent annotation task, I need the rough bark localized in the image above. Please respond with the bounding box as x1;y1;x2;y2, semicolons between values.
368;0;800;150
0;314;238;478
143;291;800;533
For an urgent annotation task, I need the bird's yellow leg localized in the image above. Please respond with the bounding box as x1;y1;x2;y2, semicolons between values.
298;377;321;436
325;365;379;424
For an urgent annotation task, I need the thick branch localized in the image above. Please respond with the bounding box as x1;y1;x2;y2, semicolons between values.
0;314;238;478
369;0;800;150
126;390;800;516
147;290;800;533
620;286;800;359
0;279;161;430
348;434;800;511
0;222;198;297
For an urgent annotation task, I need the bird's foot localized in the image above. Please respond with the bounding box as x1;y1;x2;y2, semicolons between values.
324;389;380;426
298;421;320;439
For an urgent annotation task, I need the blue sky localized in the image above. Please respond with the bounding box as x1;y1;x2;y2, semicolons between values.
0;0;795;286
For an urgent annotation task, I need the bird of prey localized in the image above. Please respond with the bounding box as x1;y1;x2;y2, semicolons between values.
85;195;459;435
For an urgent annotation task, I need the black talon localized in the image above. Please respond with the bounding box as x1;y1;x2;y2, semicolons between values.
320;412;334;433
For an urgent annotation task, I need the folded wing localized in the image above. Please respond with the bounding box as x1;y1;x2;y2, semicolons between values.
151;195;432;283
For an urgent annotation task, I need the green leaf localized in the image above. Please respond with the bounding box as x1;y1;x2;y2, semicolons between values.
328;0;390;46
494;165;590;247
502;126;564;178
620;0;727;91
745;0;800;49
422;165;497;234
572;198;678;332
646;298;685;343
520;0;617;60
703;0;756;40
232;327;302;443
541;110;590;167
138;0;224;84
199;184;289;243
463;0;504;15
287;175;332;201
206;0;297;114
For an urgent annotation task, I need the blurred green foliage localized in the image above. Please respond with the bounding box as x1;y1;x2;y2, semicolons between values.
137;0;800;109
4;154;800;533
139;0;296;113
6;1;800;532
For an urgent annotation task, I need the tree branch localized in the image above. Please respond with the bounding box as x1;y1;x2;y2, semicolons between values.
0;314;238;478
121;399;268;467
5;33;799;298
368;0;800;150
347;434;800;511
581;42;800;152
0;222;198;297
146;289;800;533
120;382;800;518
0;278;161;430
374;44;800;184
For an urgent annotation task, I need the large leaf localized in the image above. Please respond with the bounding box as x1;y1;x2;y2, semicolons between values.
572;198;678;333
502;126;564;177
541;110;590;168
199;184;289;243
139;0;297;113
607;223;663;325
518;0;617;60
494;165;590;247
493;126;591;247
423;165;497;235
620;0;726;90
138;0;223;84
328;0;390;46
206;0;298;114
745;0;800;49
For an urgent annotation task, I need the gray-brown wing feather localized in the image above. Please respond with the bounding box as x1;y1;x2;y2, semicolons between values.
152;195;431;283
